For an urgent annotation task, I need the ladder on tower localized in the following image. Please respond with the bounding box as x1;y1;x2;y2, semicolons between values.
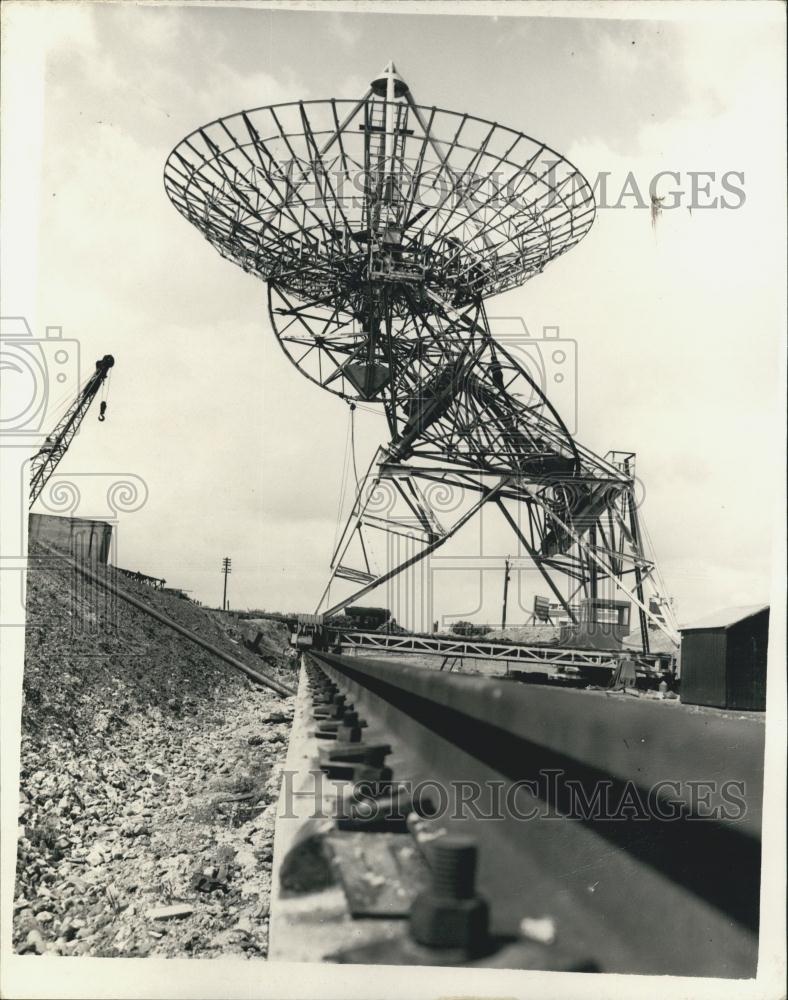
363;99;410;238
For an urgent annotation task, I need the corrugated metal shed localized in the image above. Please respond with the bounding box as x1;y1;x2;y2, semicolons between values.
679;605;769;711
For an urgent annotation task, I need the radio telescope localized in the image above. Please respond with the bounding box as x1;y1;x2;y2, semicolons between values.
165;62;677;651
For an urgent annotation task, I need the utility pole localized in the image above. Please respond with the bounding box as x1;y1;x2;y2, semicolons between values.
221;557;232;611
501;556;511;630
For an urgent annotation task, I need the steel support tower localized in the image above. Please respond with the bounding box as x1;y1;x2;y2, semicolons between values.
165;62;678;652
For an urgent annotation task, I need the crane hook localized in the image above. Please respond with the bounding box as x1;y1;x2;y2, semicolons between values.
98;401;107;422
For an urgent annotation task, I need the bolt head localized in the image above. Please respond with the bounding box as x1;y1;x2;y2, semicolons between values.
409;893;489;950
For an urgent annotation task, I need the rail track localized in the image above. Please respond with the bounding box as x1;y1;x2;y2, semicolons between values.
269;650;764;976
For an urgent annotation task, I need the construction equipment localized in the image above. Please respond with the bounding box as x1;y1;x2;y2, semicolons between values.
291;613;325;650
164;61;678;655
28;354;114;508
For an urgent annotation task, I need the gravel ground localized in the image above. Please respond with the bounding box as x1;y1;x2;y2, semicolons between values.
14;546;295;959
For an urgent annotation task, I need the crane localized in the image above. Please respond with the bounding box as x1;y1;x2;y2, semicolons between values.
28;354;114;508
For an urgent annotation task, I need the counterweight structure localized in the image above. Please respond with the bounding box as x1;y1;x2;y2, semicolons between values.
165;63;678;652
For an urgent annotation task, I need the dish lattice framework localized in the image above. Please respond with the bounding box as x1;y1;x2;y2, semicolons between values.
164;91;594;303
164;68;595;403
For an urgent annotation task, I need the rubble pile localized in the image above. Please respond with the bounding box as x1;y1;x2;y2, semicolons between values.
483;625;561;644
241;618;298;666
14;547;295;958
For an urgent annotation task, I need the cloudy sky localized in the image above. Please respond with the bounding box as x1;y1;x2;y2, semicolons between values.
3;2;784;625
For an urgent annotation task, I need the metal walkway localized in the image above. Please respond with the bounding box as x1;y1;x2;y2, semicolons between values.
333;629;660;672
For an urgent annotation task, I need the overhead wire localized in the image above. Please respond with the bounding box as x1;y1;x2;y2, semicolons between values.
328;400;361;613
640;515;679;632
332;403;353;551
100;366;113;403
349;401;360;493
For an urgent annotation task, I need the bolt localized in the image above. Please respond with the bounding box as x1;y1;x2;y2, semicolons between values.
317;721;365;734
314;725;362;742
337;784;434;831
430;836;477;899
312;696;349;714
312;692;339;705
317;710;360;732
313;700;352;720
409;835;489;951
322;744;387;767
322;761;393;784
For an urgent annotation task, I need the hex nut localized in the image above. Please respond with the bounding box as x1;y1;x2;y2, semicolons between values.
409;893;489;950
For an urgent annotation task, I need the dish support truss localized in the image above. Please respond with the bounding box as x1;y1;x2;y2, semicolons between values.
315;297;678;653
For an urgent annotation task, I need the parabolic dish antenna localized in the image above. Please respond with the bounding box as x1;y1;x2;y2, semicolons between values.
164;62;595;402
